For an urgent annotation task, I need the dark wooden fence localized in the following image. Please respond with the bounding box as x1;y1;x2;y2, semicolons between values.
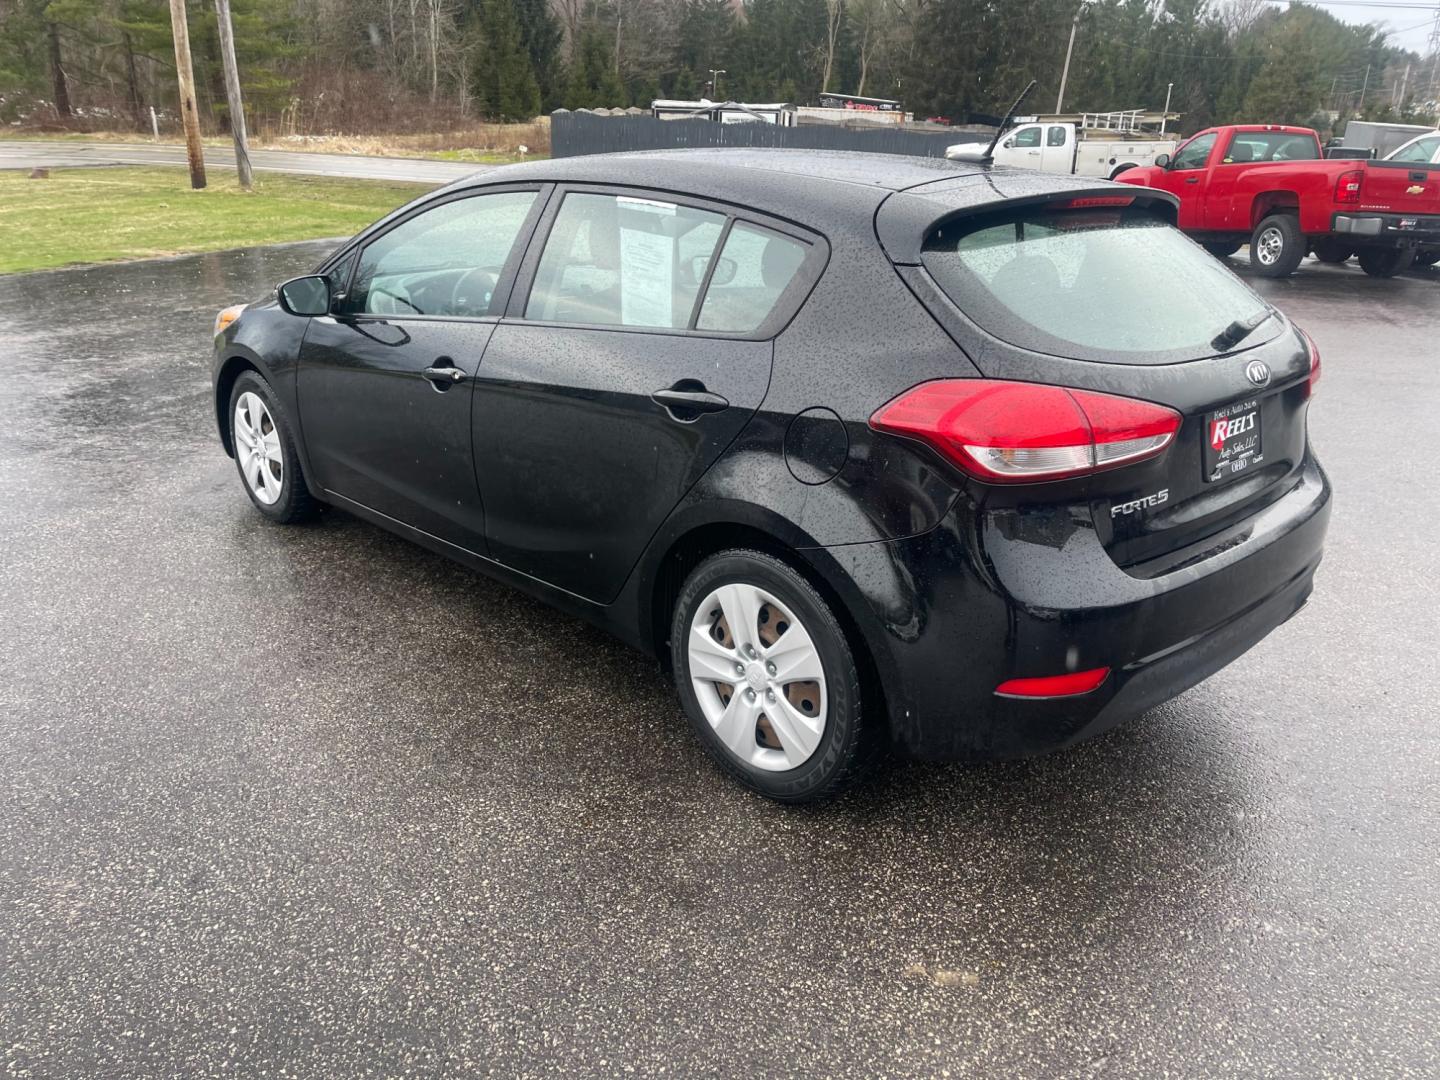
551;110;968;159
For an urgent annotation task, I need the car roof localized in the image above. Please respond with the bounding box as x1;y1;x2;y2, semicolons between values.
447;148;1164;244
362;149;1173;267
458;148;985;197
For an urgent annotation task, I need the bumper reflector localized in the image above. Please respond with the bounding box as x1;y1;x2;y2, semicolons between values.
995;667;1111;699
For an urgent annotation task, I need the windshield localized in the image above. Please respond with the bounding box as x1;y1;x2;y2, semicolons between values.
921;206;1274;364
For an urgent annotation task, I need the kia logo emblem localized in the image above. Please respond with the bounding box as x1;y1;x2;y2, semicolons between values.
1245;360;1271;387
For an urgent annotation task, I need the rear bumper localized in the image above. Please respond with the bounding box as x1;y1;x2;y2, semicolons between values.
1331;211;1440;244
826;456;1332;761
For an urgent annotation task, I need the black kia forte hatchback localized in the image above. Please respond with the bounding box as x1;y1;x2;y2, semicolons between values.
212;149;1330;802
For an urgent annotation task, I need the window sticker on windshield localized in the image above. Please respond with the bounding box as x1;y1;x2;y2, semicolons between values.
618;227;674;327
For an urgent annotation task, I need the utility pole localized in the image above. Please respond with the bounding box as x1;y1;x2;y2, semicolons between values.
1160;82;1173;134
1397;63;1411;112
1056;3;1086;115
214;0;253;191
1358;63;1370;114
709;69;726;101
167;0;206;189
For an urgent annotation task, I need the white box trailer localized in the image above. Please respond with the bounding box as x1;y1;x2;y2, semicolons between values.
1339;120;1437;160
946;110;1178;179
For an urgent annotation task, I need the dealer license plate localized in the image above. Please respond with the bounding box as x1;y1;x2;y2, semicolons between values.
1203;398;1264;483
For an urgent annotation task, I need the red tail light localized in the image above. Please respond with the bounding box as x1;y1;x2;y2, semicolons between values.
1334;169;1363;204
1052;196;1135;209
1300;328;1320;396
869;379;1181;483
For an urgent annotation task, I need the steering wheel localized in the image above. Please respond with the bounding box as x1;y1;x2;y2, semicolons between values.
370;287;422;315
451;268;500;318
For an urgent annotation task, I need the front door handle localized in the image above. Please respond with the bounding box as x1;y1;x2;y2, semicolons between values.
1185;176;1200;184
652;384;729;421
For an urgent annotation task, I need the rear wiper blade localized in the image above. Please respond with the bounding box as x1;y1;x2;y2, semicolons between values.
1211;309;1271;353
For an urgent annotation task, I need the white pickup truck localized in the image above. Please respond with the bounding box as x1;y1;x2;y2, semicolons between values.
946;112;1178;180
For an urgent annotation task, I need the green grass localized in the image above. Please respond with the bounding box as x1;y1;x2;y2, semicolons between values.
429;148;543;164
0;167;432;274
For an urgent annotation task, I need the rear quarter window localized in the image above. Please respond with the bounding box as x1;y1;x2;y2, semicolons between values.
921;206;1274;364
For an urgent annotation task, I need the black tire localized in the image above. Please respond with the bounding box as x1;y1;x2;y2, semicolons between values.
1249;214;1306;278
1203;241;1242;258
1311;238;1353;264
1357;247;1415;279
227;370;318;524
669;549;875;803
1413;249;1440;268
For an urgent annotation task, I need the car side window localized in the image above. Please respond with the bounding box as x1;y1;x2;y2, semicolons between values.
1392;136;1440;163
1047;125;1068;147
340;191;536;318
524;192;727;329
1171;132;1216;170
1013;126;1041;149
696;223;809;334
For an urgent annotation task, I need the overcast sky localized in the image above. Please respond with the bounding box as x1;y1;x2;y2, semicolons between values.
1270;1;1438;54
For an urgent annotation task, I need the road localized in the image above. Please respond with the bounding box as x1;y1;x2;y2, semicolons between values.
1;243;1437;1077
0;139;478;185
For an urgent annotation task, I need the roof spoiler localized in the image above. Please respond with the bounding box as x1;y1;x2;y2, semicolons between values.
948;80;1038;166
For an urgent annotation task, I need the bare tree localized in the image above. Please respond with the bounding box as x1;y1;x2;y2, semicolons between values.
1219;0;1267;38
850;0;884;95
822;0;844;93
554;0;587;58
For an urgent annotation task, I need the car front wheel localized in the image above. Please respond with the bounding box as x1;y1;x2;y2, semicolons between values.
228;371;317;523
1250;214;1305;277
670;549;872;802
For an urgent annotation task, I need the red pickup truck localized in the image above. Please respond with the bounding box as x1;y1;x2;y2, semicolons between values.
1116;124;1440;278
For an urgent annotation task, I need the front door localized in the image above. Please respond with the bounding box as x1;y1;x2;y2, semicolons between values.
473;189;818;603
1153;130;1217;230
297;187;542;552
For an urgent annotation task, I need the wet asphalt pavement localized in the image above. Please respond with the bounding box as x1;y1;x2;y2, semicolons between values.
1;241;1438;1078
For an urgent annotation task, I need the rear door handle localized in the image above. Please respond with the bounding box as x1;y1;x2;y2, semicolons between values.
422;359;467;388
652;385;729;420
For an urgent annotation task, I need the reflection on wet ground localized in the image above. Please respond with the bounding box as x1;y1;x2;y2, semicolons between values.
1;243;1437;1076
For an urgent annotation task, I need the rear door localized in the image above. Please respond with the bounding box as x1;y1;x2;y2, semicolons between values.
1040;124;1074;174
297;186;544;552
908;198;1313;572
472;187;823;602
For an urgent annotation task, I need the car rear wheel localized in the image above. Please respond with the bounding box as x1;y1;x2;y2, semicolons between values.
670;549;871;802
1357;247;1415;278
1311;239;1353;264
1202;241;1242;258
228;371;317;523
1250;214;1305;277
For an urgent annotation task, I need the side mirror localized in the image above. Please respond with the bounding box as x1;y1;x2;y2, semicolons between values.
277;275;331;317
1003;137;1015;150
1154;152;1171;169
690;255;738;288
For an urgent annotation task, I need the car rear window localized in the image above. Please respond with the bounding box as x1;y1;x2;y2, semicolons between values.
921;206;1274;364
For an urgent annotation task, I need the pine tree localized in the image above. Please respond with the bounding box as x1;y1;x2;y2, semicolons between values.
512;0;563;110
473;0;542;121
